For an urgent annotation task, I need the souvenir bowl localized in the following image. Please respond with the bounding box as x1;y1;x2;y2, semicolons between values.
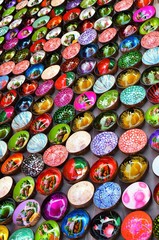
96;89;119;111
135;0;153;8
93;182;121;210
133;6;156;23
95;58;117;76
67;181;94;208
89;156;118;184
45;53;61;66
32;16;50;29
5;28;19;41
35;80;54;97
119;24;138;39
94;16;112;31
77;58;96;75
31;27;47;42
147;83;159;104
79;43;98;59
9;228;34;240
7;75;25;90
118;50;142;69
0;176;14;200
66;131;91;155
64;21;79;32
145;104;159;128
141;31;159;49
29;113;52;134
74;91;96;112
120;85;146;107
61;57;80;73
63;157;89;183
30;50;46;65
54;88;73;107
0;123;11;140
79;20;94;32
36;167;62;195
46;27;62;39
0;61;15;76
0;76;9;91
122;182;151;210
13;176;35;202
71;111;94;132
152;156;159;177
0;15;13;27
11;111;32;132
153;215;159;239
79;6;96;21
118;155;148;183
43;38;61;52
141;66;159;86
63;8;81;22
142;47;159;66
96;5;113;19
17;26;33;40
43;145;68;167
80;0;97;8
37;6;52;17
139;17;159;35
21;153;44;177
53;105;75;124
0;26;9;37
114;0;133;12
0;140;8;163
97;0;115;6
118;107;144;130
3;38;19;51
118;129;147;154
1;152;23;175
0;49;16;62
0;90;18;108
48;124;71;145
35;220;60;240
41;192;68;221
113;11;132;27
149;130;159;152
55;72;75;90
0;106;14;125
119;35;141;53
32;95;53;115
0;226;9;240
61;31;80;46
16;37;31;51
116;68;141;89
61;209;90;239
93;74;115;94
20;80;38;96
30;39;46;53
97;42;118;59
8;130;29;152
15;96;33;113
62;43;80;60
27;133;48;153
28;6;40;17
9;18;22;30
153;183;159;205
51;0;65;7
91;132;118;157
25;64;44;80
93;111;117;131
0;198;16;224
13;48;30;63
66;0;82;10
13;199;40;227
73;74;95;94
78;29;97;45
90;211;121;240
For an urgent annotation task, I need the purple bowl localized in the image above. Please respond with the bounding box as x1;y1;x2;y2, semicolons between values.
149;130;159;152
5;28;19;41
41;192;68;221
78;29;97;45
66;0;82;10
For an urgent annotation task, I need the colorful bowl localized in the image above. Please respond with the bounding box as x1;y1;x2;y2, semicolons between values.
153;183;159;205
27;133;48;153
54;88;73;107
118;50;142;69
96;5;113;18
53;105;75;124
97;42;118;58
113;11;132;27
118;129;147;154
80;0;97;8
25;64;44;80
135;0;153;8
79;7;96;21
62;43;80;60
55;72;75;90
0;123;11;140
61;31;80;46
153;215;159;239
0;90;17;108
71;111;94;132
46;27;62;39
0;49;16;62
29;113;52;134
0;176;14;200
13;48;30;63
79;43;98;59
21;153;44;177
0;198;15;224
118;155;148;183
9;228;34;240
142;47;159;66
145;104;159;127
119;35;141;53
32;16;50;29
31;27;47;42
63;8;81;22
141;66;159;86
30;50;46;65
30;39;46;53
120;85;146;107
0;226;9;240
116;68;141;88
11;111;32;132
1;152;23;175
152;156;159;177
78;29;97;46
63;157;89;183
48;123;71;144
93;74;115;94
147;83;159;103
149;130;159;152
93;182;121;210
95;58;117;76
45;52;61;66
35;220;60;240
139;17;159;35
119;24;138;39
93;111;117;131
118;107;144;130
32;95;53;115
77;58;96;75
15;96;34;112
41;65;60;80
96;89;119;111
66;131;91;155
114;0;133;12
91;132;118;157
90;156;118;184
0;141;8;163
66;0;82;10
74;91;96;111
73;74;95;94
0;76;9;91
141;31;159;49
61;57;80;73
94;16;112;31
64;21;79;32
8;130;29;152
133;5;156;23
43;38;61;52
79;20;94;32
7;75;25;90
41;192;68;221
35;80;54;97
36;167;62;195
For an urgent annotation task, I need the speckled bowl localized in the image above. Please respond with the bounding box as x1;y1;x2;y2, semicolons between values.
53;105;75;124
118;50;142;69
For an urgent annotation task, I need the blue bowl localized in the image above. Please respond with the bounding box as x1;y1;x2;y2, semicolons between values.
119;35;141;53
15;95;34;112
79;43;98;58
25;64;44;80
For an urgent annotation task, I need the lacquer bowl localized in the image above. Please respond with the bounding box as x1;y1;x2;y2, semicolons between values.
152;156;159;177
94;16;112;31
45;52;61;66
96;89;119;111
114;0;133;12
79;20;94;32
20;80;38;96
30;50;46;65
142;47;159;66
147;83;159;104
145;104;159;128
133;5;156;23
149;130;159;152
8;130;29;152
98;27;117;44
0;141;8;163
153;183;159;205
118;24;138;39
79;6;96;21
0;123;11;140
97;42;118;58
153;215;159;239
79;43;98;58
9;228;34;240
25;64;44;80
64;21;79;32
93;111;117;131
73;74;95;94
140;66;159;86
80;0;97;8
66;0;81;10
93;74;115;94
54;88;74;107
61;57;80;73
77;58;96;75
53;105;75;124
11;111;32;132
118;155;148;183
118;50;142;69
95;58;117;76
0;198;16;224
1;152;23;175
71;111;94;132
29;113;52;134
116;68;141;89
0;106;14;125
119;35;141;53
62;43;81;60
35;220;60;240
27;133;48;153
61;31;80;46
0;176;14;200
141;31;159;49
118;107;145;130
36;167;62;195
74;91;96;112
41;65;60;80
7;75;25;90
0;226;9;240
78;28;97;45
0;90;18;108
55;72;76;90
63;8;81;22
96;5;114;18
32;95;53;115
0;76;9;91
139;17;159;35
48;123;71;144
35;80;54;97
113;11;132;27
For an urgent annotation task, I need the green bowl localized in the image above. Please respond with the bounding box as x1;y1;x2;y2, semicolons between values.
0;123;11;140
53;105;75;124
97;89;119;111
8;130;29;152
48;123;71;144
93;111;117;131
145;104;159;128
